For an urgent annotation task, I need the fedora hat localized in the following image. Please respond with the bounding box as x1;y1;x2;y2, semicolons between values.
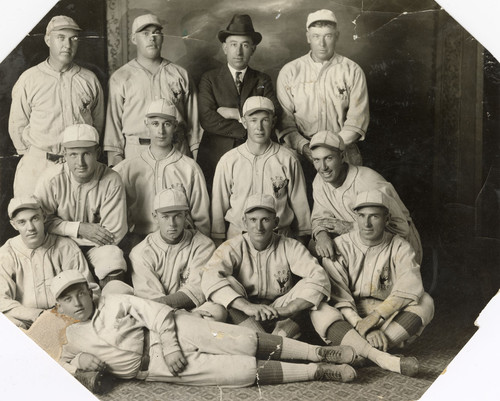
218;14;262;44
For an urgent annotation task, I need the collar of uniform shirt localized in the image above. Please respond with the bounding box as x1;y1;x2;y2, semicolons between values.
227;64;248;83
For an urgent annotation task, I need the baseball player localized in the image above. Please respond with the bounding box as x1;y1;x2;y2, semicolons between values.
310;130;423;263
114;99;210;246
34;124;128;287
0;196;99;329
211;96;310;246
315;189;434;353
276;9;368;190
104;13;202;166
53;270;358;390
130;188;224;321
9;15;104;196
197;14;281;193
203;193;329;339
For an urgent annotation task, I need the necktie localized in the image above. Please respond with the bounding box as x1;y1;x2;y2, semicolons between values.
235;71;243;94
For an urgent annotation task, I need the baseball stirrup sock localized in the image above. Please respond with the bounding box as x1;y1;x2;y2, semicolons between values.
256;333;283;360
257;360;314;384
272;317;301;339
228;308;266;332
325;320;400;373
384;312;423;346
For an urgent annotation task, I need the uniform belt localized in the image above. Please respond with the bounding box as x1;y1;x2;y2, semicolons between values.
28;146;64;162
139;328;150;371
125;136;151;145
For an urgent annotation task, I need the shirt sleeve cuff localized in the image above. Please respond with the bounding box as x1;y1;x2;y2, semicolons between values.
210;286;241;308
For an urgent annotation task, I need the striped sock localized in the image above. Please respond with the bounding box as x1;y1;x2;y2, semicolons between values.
257;360;315;384
256;333;283;360
384;312;423;346
228;308;266;332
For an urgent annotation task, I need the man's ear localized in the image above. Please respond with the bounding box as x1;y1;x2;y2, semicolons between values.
241;116;248;129
222;42;228;56
44;35;50;48
9;220;18;232
384;212;391;226
274;216;280;228
151;211;157;219
242;215;248;229
131;33;137;45
306;31;311;45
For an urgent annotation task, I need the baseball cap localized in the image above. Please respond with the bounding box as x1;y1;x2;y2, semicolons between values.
146;99;177;119
62;124;99;148
8;196;42;219
242;96;275;117
154;188;189;213
306;9;338;29
132;14;163;33
50;270;87;299
46;15;81;35
353;190;390;211
244;193;276;214
309;130;345;151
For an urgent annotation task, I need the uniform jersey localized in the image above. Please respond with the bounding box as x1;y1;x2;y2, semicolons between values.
311;164;423;263
114;147;210;236
0;234;99;326
211;142;310;239
276;52;369;155
202;233;330;308
34;162;127;247
104;58;201;159
9;60;104;155
130;229;215;306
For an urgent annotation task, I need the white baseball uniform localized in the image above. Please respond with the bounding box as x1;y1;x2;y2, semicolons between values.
104;59;202;163
0;234;99;328
60;293;263;386
9;60;104;196
211;142;311;240
312;164;423;263
114;147;210;236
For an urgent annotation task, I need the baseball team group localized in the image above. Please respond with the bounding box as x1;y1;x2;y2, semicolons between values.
1;7;435;394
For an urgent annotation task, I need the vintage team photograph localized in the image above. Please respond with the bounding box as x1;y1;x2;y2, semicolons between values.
0;0;498;400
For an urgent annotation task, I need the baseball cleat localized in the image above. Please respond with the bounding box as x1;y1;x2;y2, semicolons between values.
400;356;419;377
314;363;357;383
316;345;356;364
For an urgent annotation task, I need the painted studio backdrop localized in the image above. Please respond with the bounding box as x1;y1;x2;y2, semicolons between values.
0;0;498;299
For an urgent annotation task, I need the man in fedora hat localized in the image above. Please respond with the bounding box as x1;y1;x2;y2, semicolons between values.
104;13;201;166
276;9;369;183
198;14;281;193
9;15;104;196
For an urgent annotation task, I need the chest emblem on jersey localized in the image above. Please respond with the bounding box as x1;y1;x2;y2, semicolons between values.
379;265;391;290
168;81;184;103
271;176;289;199
90;208;101;224
274;269;291;294
180;267;190;286
335;84;348;99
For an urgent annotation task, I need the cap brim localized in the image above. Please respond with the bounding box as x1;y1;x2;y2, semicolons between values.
244;107;274;117
9;203;41;219
135;23;163;33
51;25;82;31
309;143;343;152
244;205;276;214
156;205;189;213
218;31;262;44
63;140;98;148
146;112;177;119
353;202;389;211
54;277;87;299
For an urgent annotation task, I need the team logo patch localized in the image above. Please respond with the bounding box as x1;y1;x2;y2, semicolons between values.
379;265;391;290
274;269;291;294
271;176;289;199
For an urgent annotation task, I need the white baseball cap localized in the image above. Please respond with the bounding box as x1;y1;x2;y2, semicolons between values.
306;9;338;29
50;270;87;299
146;99;177;119
62;124;99;148
244;193;276;214
309;130;345;151
353;190;390;211
132;14;163;33
8;196;42;219
154;187;189;213
242;96;275;117
46;15;81;35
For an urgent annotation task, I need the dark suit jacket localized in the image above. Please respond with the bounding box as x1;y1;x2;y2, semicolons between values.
197;65;281;189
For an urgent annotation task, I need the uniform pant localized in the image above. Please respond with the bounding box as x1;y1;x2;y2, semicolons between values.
13;147;62;197
141;314;258;387
310;293;434;344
